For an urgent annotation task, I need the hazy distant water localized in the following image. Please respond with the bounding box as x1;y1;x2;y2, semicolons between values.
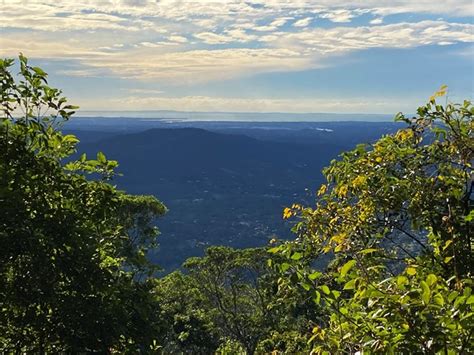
76;110;395;122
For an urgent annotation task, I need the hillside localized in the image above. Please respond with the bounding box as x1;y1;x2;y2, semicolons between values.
76;127;345;270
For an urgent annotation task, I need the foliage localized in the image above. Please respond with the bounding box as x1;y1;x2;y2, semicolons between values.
277;89;473;353
156;246;313;354
183;246;282;354
153;271;221;354
0;55;166;352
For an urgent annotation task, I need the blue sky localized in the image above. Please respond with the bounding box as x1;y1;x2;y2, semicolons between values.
1;0;473;114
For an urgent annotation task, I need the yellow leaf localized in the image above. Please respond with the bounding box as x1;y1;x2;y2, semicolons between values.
443;239;453;250
317;184;327;196
429;84;448;101
331;233;346;244
396;129;414;141
282;207;293;219
352;175;367;188
337;184;348;198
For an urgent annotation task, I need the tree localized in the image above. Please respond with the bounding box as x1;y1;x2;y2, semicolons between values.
153;271;221;354
182;246;316;354
275;89;473;353
0;55;167;352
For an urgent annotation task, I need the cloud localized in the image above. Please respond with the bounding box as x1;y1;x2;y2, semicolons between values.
2;19;472;83
270;17;292;27
276;21;474;54
319;10;356;23
80;94;419;114
194;32;232;45
1;1;472;89
168;35;188;43
370;18;384;25
224;29;257;43
293;17;312;27
2;1;472;35
125;88;164;95
82;47;316;83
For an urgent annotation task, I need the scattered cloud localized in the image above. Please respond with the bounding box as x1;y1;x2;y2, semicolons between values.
319;10;356;23
370;18;384;25
293;17;313;28
194;32;232;45
168;35;188;43
2;19;472;82
1;0;472;112
81;94;419;114
125;88;164;95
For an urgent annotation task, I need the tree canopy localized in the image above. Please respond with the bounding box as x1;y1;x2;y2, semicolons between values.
0;55;166;352
275;88;473;353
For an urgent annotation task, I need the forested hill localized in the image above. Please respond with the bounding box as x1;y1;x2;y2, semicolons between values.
71;124;399;270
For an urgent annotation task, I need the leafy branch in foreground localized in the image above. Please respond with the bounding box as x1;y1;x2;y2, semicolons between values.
276;88;473;353
0;55;167;352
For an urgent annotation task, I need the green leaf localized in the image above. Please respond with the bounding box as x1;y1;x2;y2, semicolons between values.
420;281;430;304
426;274;437;287
32;66;47;76
433;293;444;306
268;246;281;253
308;272;322;280
343;279;357;290
397;275;408;287
314;290;321;305
465;210;474;222
448;291;459;303
360;248;378;254
320;285;330;295
97;151;106;164
340;259;356;277
291;252;302;261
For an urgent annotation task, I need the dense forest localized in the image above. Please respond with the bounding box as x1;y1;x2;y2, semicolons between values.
1;56;473;353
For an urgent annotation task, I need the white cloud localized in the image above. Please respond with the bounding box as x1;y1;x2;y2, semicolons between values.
293;17;312;27
3;1;472;35
125;88;164;95
2;20;472;83
168;35;188;43
370;18;384;25
194;32;232;44
276;21;474;54
319;10;357;23
80;94;419;114
224;29;257;43
82;47;316;83
1;0;472;90
270;17;292;27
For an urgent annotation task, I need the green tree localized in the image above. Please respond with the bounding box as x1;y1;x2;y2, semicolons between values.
183;246;315;354
153;271;221;354
0;55;167;352
276;89;473;353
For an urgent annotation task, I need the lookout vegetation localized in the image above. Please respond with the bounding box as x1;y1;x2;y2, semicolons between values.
1;56;473;354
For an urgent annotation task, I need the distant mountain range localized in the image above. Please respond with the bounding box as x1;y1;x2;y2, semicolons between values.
67;120;401;271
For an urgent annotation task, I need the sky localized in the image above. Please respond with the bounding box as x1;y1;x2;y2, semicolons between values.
1;0;473;115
